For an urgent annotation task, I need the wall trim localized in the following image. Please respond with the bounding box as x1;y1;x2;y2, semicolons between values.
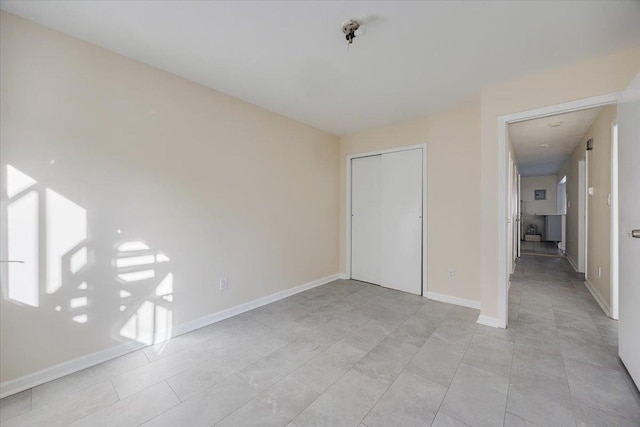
477;315;503;328
567;255;580;273
425;291;481;310
584;278;611;318
0;273;341;399
338;273;349;280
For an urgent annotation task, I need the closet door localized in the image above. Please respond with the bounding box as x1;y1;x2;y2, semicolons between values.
350;155;382;284
380;149;423;295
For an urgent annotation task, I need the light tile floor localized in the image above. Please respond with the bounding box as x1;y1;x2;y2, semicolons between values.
1;255;639;426
520;240;565;257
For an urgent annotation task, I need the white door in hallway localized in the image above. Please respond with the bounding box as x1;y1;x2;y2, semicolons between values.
351;149;423;295
618;72;640;387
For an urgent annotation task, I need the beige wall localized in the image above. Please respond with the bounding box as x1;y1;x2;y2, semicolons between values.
584;106;616;308
561;145;586;267
479;48;640;320
0;12;340;382
561;105;616;310
339;102;482;303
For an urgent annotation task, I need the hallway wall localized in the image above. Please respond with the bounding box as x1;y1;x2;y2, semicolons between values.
560;105;617;313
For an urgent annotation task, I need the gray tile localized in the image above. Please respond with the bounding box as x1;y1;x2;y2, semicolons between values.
391;315;439;347
3;382;117;427
293;341;367;393
111;345;213;399
353;335;419;385
448;305;480;322
294;370;388;427
504;412;540;427
405;337;464;387
31;350;149;409
362;371;446;427
166;360;228;401
70;382;179;427
565;359;640;421
341;319;395;352
507;364;575;427
216;376;318;427
573;401;640;427
462;334;513;378
0;389;31;423
141;375;260;427
440;363;509;427
431;412;470;427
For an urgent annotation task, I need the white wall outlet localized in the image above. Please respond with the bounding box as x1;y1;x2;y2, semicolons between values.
598;267;602;278
219;277;228;291
448;267;455;280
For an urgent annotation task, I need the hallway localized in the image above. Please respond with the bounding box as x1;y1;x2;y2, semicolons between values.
507;254;640;425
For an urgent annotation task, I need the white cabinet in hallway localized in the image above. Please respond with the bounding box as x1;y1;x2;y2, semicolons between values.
350;148;423;295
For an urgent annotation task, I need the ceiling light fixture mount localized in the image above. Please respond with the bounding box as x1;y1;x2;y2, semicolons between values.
342;19;365;46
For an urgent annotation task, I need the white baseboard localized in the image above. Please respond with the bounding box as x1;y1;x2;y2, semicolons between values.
477;315;503;329
0;273;341;399
567;256;580;273
338;273;349;280
584;278;611;318
425;291;481;310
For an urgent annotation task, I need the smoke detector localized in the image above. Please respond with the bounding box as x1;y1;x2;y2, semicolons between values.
342;19;366;45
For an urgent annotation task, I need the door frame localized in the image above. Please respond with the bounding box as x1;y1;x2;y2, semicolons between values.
497;93;620;328
610;121;619;320
346;144;428;296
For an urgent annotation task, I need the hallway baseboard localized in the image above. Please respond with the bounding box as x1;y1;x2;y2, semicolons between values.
584;278;611;318
0;273;342;399
567;255;580;273
477;315;502;328
425;291;481;310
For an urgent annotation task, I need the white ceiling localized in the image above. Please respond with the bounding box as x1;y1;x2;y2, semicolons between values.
2;1;639;135
509;107;603;177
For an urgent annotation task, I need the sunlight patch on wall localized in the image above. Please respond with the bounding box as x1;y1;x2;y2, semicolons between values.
46;189;87;294
7;191;39;307
116;255;155;268
70;246;88;274
118;241;150;252
6;165;37;198
72;314;88;324
119;301;172;345
117;269;155;282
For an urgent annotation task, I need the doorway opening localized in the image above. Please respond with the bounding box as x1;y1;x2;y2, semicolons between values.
497;93;620;328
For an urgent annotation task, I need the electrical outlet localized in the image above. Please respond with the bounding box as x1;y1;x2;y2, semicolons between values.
219;278;228;291
598;267;602;278
448;267;455;280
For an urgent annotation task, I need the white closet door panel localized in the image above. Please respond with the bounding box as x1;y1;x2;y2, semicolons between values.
351;155;382;284
380;149;423;295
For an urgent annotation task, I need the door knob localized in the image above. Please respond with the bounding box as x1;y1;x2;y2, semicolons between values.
632;229;640;238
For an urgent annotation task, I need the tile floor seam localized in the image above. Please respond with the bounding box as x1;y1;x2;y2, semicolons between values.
425;318;477;426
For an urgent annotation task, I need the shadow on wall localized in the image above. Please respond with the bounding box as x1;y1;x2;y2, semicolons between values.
3;164;173;347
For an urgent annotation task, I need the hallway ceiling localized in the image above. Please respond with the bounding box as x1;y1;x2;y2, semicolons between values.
2;1;639;135
509;107;603;177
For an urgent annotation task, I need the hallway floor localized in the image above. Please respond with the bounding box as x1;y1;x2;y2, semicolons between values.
1;256;639;426
520;240;565;257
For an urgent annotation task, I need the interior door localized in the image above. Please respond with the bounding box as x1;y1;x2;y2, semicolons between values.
350;155;382;284
380;149;423;295
617;72;640;387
